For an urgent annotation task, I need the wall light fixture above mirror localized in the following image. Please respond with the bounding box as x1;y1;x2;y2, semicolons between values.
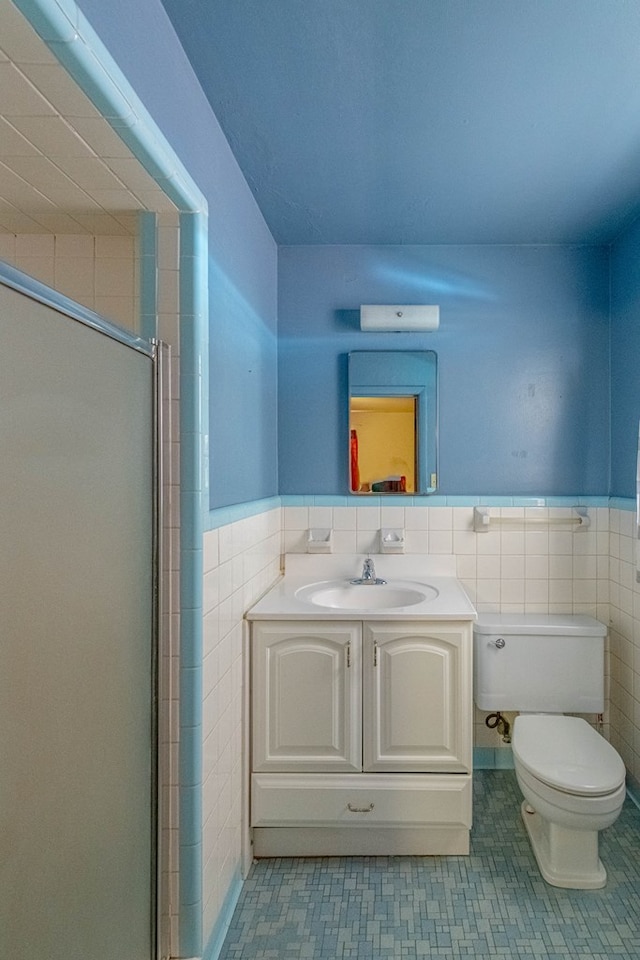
348;351;438;495
360;304;440;332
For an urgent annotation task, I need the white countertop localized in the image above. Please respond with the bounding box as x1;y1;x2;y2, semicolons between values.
246;554;477;621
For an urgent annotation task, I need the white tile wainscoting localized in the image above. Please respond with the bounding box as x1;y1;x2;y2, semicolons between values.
202;508;281;940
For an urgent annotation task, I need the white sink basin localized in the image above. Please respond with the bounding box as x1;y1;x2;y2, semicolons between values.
295;579;439;610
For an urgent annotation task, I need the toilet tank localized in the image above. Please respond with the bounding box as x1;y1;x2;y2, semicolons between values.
473;614;606;713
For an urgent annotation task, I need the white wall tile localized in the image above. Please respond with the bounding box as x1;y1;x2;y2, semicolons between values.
574;555;597;579
333;507;356;530
476;554;500;580
54;255;95;299
0;233;16;259
500;530;525;555
452;507;474;530
54;234;94;258
333;529;357;553
284;506;309;530
15;233;54;257
309;505;333;527
549;579;573;603
201;507;282;941
15;255;54;286
94;256;135;297
428;529;453;554
405;529;429;552
549;554;572;579
573;579;597;604
284;529;308;553
405;506;429;530
620;511;634;538
356;530;379;554
204;528;219;573
95;234;135;259
453;530;476;555
548;531;573;555
476;531;501;556
476;579;500;604
456;554;476;580
5;231;138;332
524;530;549;555
380;505;405;527
525;554;549;579
501;554;524;579
501;579;525;604
524;579;548;605
428;506;452;530
356;506;380;530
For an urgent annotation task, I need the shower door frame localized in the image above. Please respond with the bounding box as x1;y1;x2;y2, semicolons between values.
0;261;169;960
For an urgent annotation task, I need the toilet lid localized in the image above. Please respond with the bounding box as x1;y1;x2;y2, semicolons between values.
513;715;626;796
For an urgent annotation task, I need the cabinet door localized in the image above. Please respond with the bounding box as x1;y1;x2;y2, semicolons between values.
363;622;472;773
252;621;362;772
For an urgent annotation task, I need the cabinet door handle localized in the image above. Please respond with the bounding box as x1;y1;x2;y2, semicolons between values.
347;802;374;813
373;641;378;667
346;641;351;668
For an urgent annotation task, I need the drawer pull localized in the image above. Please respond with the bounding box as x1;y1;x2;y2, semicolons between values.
347;802;374;813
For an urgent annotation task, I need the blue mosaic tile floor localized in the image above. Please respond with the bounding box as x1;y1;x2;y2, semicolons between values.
219;771;640;959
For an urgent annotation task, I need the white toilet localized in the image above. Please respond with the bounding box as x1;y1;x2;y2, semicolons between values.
473;613;626;889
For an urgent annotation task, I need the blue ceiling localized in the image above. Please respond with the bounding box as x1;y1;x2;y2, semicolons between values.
160;0;640;246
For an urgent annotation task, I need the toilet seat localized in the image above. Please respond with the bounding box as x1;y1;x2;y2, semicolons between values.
513;715;625;797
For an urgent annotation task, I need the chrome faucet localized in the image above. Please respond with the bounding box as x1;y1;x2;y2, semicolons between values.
362;557;376;581
350;557;387;585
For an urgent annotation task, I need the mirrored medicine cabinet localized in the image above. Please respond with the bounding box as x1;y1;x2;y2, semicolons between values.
348;351;438;495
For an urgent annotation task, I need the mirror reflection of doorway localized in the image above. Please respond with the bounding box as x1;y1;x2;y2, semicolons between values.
350;396;417;493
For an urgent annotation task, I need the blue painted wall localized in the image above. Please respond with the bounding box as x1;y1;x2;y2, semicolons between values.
69;3;624;507
76;0;279;510
278;244;610;496
611;217;640;498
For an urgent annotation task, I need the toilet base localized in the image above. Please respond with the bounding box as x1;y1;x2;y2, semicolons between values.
520;801;607;889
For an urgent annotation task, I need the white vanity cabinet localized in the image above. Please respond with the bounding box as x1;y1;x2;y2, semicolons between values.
250;618;473;857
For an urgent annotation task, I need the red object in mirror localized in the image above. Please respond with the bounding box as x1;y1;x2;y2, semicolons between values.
350;429;360;492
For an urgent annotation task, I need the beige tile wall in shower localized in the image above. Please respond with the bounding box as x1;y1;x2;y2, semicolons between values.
0;232;138;331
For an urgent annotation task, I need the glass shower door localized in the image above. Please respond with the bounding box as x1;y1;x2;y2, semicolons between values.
0;278;156;960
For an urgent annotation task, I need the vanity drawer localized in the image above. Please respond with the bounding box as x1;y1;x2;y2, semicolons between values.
252;773;472;828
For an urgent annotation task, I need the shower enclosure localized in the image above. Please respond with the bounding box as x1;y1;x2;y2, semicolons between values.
0;266;166;960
